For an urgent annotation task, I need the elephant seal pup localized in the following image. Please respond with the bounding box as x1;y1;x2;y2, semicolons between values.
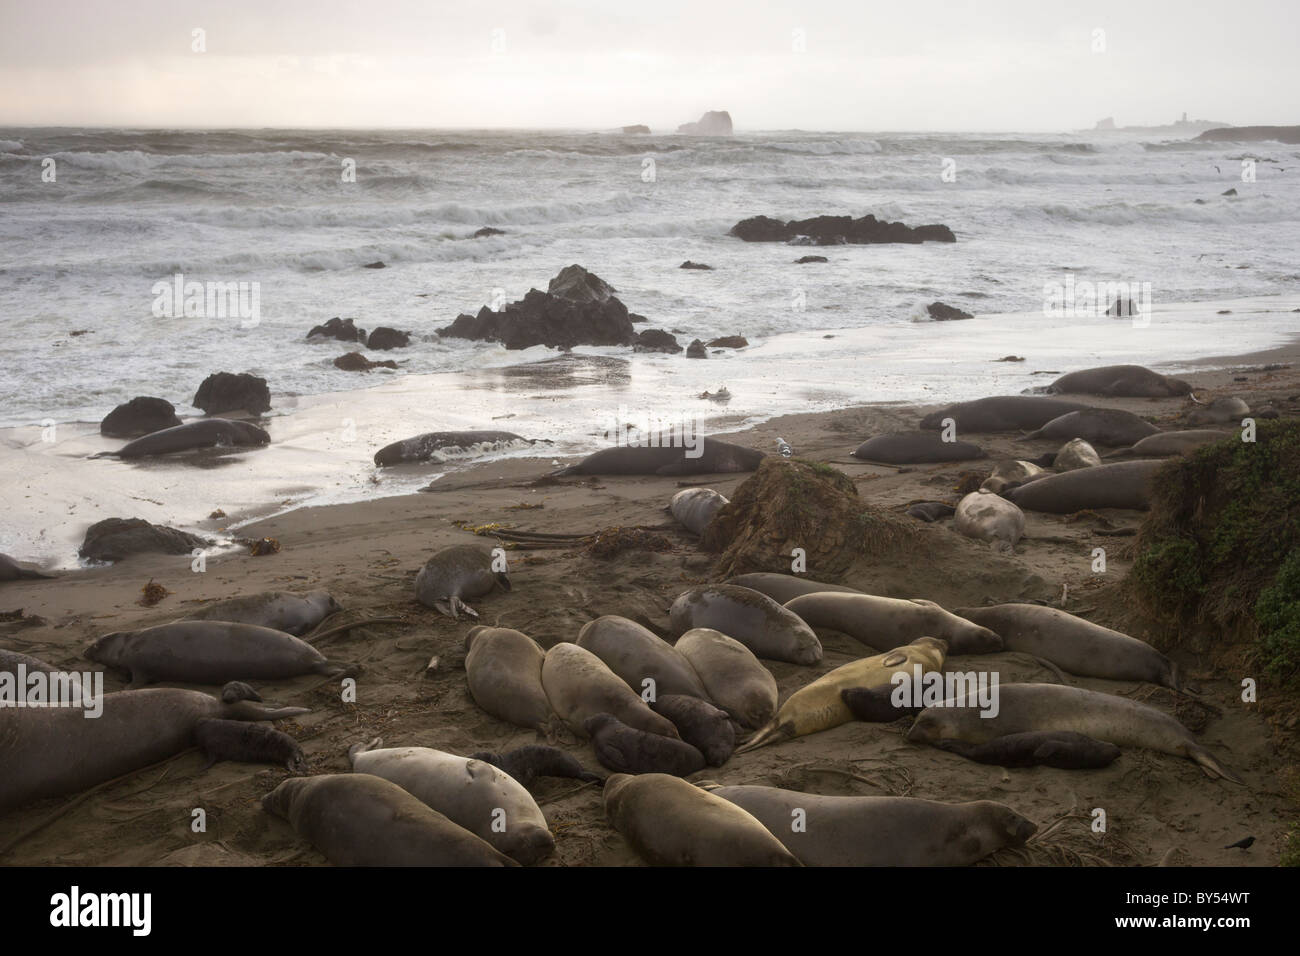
1005;459;1164;513
469;746;604;788
979;460;1044;494
85;620;344;686
1109;429;1230;459
724;573;861;604
670;487;729;535
1022;408;1158;446
669;585;822;665
185;589;341;636
262;773;517;866
0;553;54;581
414;544;510;619
649;694;735;765
553;438;765;477
576;615;709;700
194;718;306;771
907;682;1242;782
711;786;1036;866
954;491;1025;552
1045;364;1193;398
463;626;555;733
783;592;1001;655
906;501;956;522
851;432;987;464
603;772;801;866
585;713;706;776
674;628;778;730
1184;396;1249;425
954;603;1179;688
373;430;531;467
919;396;1092;433
1053;438;1101;471
108;419;269;458
1;683;307;813
937;731;1120;769
841;685;921;722
348;740;554;865
737;637;947;752
541;642;680;739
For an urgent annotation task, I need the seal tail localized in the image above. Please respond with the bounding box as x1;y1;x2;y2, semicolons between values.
733;720;791;755
223;701;311;721
1188;744;1243;784
347;737;384;766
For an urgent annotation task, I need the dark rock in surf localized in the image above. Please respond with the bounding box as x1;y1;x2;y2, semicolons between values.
307;317;366;343
100;397;183;438
634;330;683;353
473;227;506;237
334;352;398;372
706;336;748;349
79;518;210;563
192;372;271;415
730;213;955;245
795;255;828;263
366;327;411;350
686;339;708;359
680;261;713;270
362;261;386;269
927;302;973;321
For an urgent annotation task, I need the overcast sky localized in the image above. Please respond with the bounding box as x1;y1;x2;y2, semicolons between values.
1;0;1294;130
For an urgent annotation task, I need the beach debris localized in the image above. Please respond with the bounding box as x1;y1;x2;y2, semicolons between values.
139;579;170;607
583;528;674;559
208;509;226;519
246;537;281;556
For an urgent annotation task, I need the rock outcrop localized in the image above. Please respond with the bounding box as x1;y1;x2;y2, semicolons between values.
366;327;410;350
100;397;183;438
634;330;683;353
926;302;973;321
192;372;271;415
730;213;955;245
307;317;366;343
334;352;398;371
677;111;733;135
79;518;210;563
1195;126;1300;144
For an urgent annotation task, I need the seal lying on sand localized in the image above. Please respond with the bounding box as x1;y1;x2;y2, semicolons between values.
576;615;709;700
194;718;307;771
0;648;64;677
262;773;517;866
851;432;987;464
1;683;307;813
85;620;347;686
937;731;1121;769
1053;438;1101;471
0;554;54;581
463;626;555;733
1108;429;1230;458
669;487;729;535
674;628;778;730
783;592;1001;654
919;396;1092;432
1004;459;1163;513
373;430;535;467
414;544;510;619
669;585;822;665
649;694;736;765
979;460;1044;494
1022;408;1159;446
105;419;270;458
907;682;1242;782
723;573;861;604
906;501;957;522
553;438;764;476
1043;365;1193;398
710;786;1036;866
736;637;947;752
585;713;707;776
541;642;681;739
469;746;604;788
954;491;1025;552
603;772;802;866
1184;396;1249;425
185;589;341;636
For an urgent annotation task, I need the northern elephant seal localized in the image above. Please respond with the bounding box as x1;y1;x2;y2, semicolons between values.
0;554;54;581
919;396;1092;433
979;460;1044;494
1109;429;1230;458
851;432;987;464
1022;408;1158;446
541;642;680;739
907;682;1241;782
783;592;1001;655
603;773;801;866
576;615;709;700
414;544;510;619
1184;396;1249;425
373;430;532;467
463;626;555;732
262;773;517;866
554;438;764;476
1004;459;1163;513
1053;438;1101;471
584;713;706;776
194;718;306;771
674;628;778;730
107;419;269;458
1045;365;1193;398
185;589;341;636
906;501;956;522
954;603;1179;688
348;740;554;865
469;746;604;788
0;648;62;677
711;786;1036;866
937;731;1120;769
840;685;921;722
669;585;822;665
954;491;1025;551
723;573;861;604
648;694;735;765
1;683;307;813
669;487;729;534
736;637;947;752
85;620;344;686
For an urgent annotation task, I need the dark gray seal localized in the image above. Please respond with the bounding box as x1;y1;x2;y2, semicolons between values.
724;573;862;604
919;396;1093;432
1004;459;1164;513
584;713;706;776
194;717;307;771
648;694;736;766
106;419;269;458
841;685;921;722
906;501;957;522
1022;408;1159;446
852;432;987;464
553;437;764;476
185;589;341;636
1044;365;1193;398
0;554;54;581
937;731;1121;769
414;544;510;619
373;430;533;467
1109;429;1230;458
469;746;604;788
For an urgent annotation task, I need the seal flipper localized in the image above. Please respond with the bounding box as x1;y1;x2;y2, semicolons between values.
347;737;384;766
437;596;479;620
1188;744;1243;784
733;719;794;754
222;700;310;721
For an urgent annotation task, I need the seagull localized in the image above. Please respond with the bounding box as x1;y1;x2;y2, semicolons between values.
776;437;793;458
